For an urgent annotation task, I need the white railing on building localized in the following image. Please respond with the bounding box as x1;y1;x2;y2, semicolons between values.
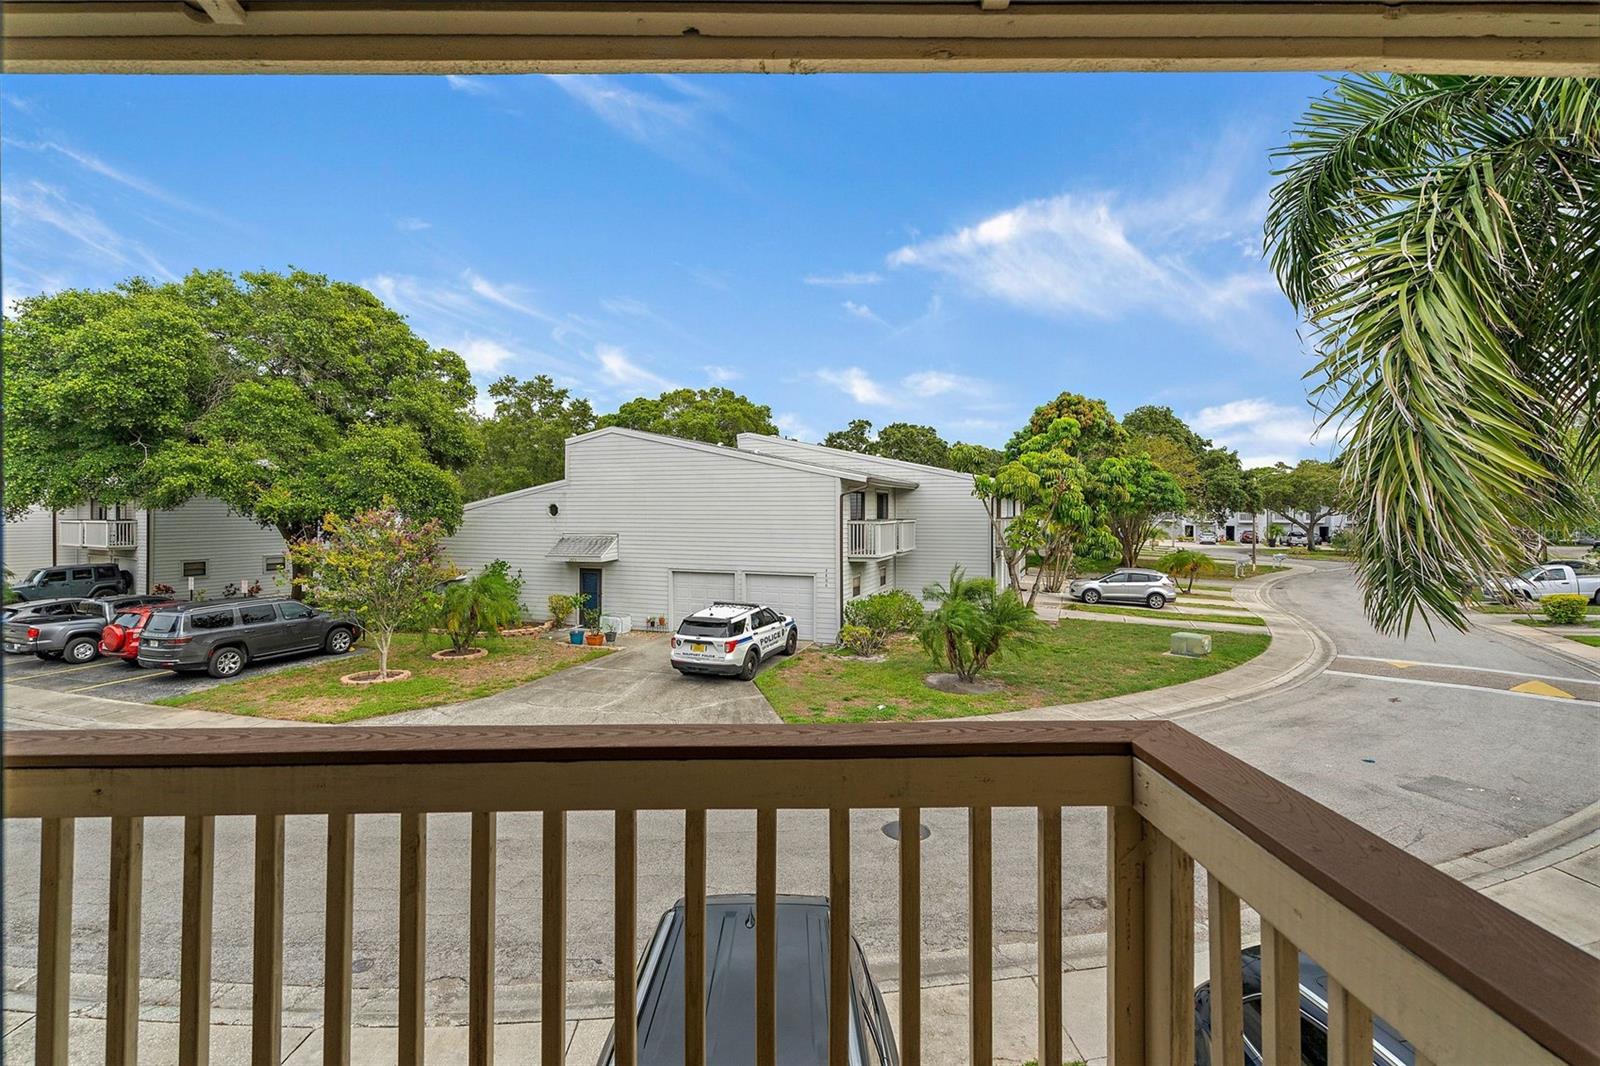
846;519;916;559
57;518;137;551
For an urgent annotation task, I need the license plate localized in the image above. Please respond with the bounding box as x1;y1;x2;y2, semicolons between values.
4;643;23;653
144;640;161;648
691;643;707;653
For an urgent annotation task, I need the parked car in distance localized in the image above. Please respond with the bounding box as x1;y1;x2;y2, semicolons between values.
7;563;133;602
670;601;799;680
1195;945;1416;1066
100;600;183;665
1197;529;1218;545
1069;569;1180;609
1238;531;1256;544
1284;530;1309;547
1487;561;1600;603
3;595;176;663
596;894;898;1066
1;597;92;625
137;599;359;678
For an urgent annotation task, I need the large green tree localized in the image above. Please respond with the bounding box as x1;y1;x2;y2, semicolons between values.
1097;454;1188;567
462;375;595;501
4;270;477;593
822;419;875;453
1256;460;1345;551
871;423;951;468
598;387;777;445
1267;75;1599;631
1006;392;1125;460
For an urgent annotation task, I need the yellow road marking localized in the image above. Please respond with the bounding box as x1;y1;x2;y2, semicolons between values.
19;658;120;676
1385;660;1415;669
1510;679;1575;699
67;671;154;693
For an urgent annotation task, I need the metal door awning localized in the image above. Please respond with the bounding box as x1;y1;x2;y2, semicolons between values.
546;534;619;563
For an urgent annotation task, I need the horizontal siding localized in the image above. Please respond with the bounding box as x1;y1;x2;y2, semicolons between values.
448;432;844;641
3;507;56;577
150;498;288;600
739;435;993;604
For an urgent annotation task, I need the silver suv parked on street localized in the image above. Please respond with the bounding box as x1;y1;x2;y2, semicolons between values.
137;599;359;678
1068;568;1181;609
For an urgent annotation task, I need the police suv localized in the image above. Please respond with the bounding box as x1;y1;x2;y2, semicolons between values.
670;602;799;680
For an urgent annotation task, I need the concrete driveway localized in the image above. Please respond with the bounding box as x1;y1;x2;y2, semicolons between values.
381;631;782;726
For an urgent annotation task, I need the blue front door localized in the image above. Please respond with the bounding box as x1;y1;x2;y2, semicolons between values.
579;568;603;618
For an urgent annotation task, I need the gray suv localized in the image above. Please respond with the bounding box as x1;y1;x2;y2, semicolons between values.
2;595;174;662
9;563;133;602
137;599;359;678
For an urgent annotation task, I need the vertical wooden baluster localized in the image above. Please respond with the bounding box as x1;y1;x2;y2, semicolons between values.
897;806;921;1066
1144;827;1193;1066
755;808;778;1066
1327;977;1373;1066
1260;920;1300;1066
324;815;356;1066
179;816;215;1066
1037;806;1063;1066
541;811;567;1066
614;810;638;1066
107;816;145;1066
253;815;285;1066
36;817;74;1066
1206;874;1242;1066
1106;808;1147;1066
968;806;993;1066
684;809;708;1066
399;813;427;1066
828;808;851;1066
469;812;497;1066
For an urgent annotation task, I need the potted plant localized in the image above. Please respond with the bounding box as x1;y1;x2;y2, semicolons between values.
556;593;590;644
604;625;618;644
582;608;605;646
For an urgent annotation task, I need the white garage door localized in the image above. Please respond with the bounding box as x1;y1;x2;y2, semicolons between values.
671;570;736;623
745;572;816;640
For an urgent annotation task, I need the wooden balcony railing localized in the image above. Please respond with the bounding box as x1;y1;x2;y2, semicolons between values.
846;519;915;560
4;722;1597;1066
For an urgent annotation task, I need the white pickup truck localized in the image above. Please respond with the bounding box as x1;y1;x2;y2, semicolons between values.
1492;561;1600;603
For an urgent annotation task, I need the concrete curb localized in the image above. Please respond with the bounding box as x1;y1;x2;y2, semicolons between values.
1481;620;1600;678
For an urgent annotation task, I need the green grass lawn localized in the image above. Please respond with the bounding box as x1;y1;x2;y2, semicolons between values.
157;632;611;723
1062;603;1268;626
1567;635;1600;647
1476;602;1599;617
1512;617;1600;629
755;619;1270;723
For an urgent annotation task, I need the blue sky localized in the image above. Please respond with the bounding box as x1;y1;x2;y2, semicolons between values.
3;72;1340;465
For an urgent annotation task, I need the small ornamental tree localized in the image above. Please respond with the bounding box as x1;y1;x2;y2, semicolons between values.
1156;549;1210;592
288;504;457;679
917;566;1038;682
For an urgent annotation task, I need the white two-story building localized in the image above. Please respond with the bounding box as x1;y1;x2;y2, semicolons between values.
445;428;1003;643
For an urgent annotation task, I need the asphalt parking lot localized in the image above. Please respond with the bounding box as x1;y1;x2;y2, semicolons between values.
0;645;365;703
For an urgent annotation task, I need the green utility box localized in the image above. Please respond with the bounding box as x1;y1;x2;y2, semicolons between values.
1171;631;1212;657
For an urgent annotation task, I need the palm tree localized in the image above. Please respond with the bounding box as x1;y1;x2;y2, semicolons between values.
1266;76;1599;633
918;566;1037;682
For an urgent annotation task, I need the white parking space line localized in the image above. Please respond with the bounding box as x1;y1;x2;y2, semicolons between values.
10;658;122;677
1335;654;1599;685
1322;669;1598;707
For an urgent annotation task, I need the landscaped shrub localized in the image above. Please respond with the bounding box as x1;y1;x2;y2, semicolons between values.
547;592;586;626
837;625;875;656
1541;593;1591;625
1155;549;1209;592
841;588;926;655
918;566;1039;681
439;560;525;653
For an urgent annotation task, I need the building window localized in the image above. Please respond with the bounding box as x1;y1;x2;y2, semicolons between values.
879;563;888;587
875;492;890;520
851;574;861;597
182;560;207;578
263;555;286;573
847;492;865;522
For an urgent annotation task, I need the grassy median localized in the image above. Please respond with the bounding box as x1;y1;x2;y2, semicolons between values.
756;617;1269;724
157;632;611;723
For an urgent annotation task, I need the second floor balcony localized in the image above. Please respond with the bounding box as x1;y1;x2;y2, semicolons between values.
846;519;916;560
57;518;137;551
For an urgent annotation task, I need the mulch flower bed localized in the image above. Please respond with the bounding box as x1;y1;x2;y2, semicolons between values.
339;669;413;686
430;647;489;661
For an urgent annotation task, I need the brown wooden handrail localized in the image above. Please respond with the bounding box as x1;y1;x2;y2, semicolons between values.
4;720;1597;1063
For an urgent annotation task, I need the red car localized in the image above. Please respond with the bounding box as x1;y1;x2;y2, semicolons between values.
100;601;179;665
1238;531;1257;544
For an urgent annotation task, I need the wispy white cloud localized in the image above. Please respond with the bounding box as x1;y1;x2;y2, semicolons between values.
394;216;432;232
6;138;232;224
596;344;674;391
546;76;727;170
703;364;741;383
1188;397;1325;468
903;370;976;398
842;300;884;324
446;75;496;96
453;337;517;375
775;412;818;442
816;366;892;406
1;181;174;280
463;270;546;318
804;271;883;287
887;140;1283;345
601;297;652;317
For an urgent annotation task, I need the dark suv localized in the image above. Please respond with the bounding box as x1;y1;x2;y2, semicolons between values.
9;563;133;602
136;599;359;678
